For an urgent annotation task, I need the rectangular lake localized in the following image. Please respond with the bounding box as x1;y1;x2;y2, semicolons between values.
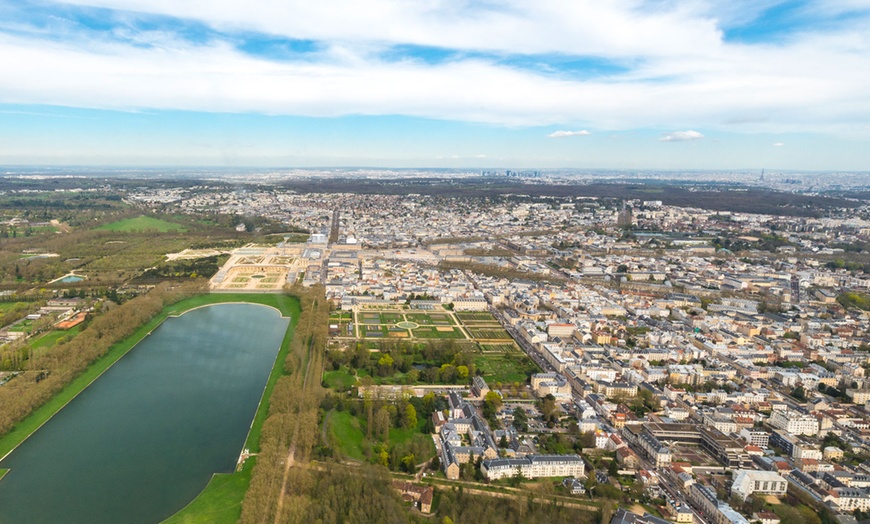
0;303;290;524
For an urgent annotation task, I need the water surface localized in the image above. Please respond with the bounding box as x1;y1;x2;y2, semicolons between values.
0;303;289;524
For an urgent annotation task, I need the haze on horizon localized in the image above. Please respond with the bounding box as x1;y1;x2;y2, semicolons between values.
1;0;869;171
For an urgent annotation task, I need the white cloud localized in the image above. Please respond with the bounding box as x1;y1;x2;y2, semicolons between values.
548;130;591;138
52;0;725;59
773;142;785;146
0;2;869;137
660;130;705;142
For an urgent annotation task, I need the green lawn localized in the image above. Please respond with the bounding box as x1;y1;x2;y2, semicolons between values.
29;326;82;351
389;419;436;458
323;367;357;390
456;312;496;322
473;353;539;384
0;302;28;313
411;326;464;339
97;215;187;233
467;327;512;340
162;459;255;524
330;411;367;461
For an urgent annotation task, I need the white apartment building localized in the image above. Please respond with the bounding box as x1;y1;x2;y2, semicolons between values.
481;454;585;480
768;408;819;436
731;470;788;501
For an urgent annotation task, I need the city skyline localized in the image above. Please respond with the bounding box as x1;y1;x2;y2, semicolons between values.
1;1;870;170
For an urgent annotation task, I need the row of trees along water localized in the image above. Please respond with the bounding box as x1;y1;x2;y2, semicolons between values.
0;280;205;438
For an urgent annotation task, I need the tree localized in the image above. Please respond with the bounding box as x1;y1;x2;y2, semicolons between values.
600;500;616;524
374;406;392;442
579;431;596;449
404;403;418;429
483;391;503;423
401;453;416;474
513;407;529;432
538;394;558;424
792;385;806;402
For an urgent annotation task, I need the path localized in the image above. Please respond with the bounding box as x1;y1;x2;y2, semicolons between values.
272;303;321;524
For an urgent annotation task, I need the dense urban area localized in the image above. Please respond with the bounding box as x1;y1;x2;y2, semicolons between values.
2;170;870;524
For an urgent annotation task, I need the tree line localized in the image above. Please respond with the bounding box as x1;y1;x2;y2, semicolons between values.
0;281;204;438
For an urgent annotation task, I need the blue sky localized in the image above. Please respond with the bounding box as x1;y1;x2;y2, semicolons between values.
0;0;869;170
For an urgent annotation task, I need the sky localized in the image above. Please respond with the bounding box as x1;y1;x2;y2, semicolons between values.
1;0;869;170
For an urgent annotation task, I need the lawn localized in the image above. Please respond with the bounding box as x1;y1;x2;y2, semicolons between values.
29;326;82;351
412;326;464;339
473;353;539;384
7;319;33;333
323;367;357;390
467;327;512;340
389;419;437;458
97;215;187;233
329;411;434;463
456;312;496;322
404;313;436;325
162;459;255;524
379;313;404;324
330;411;367;461
0;302;28;313
480;343;518;353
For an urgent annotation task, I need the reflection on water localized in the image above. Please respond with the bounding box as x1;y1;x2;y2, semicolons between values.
0;303;289;524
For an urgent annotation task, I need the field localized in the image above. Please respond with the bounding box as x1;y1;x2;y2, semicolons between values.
163;460;255;524
329;411;367;461
411;326;463;339
456;311;498;323
349;309;482;341
480;343;519;353
0;302;28;314
322;367;357;391
473;352;539;384
466;327;512;340
29;326;82;351
7;319;33;333
97;215;187;233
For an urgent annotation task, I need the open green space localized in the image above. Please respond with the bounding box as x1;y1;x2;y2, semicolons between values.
329;410;367;461
456;311;497;322
480;343;518;353
403;312;457;326
0;302;28;314
323;367;357;390
467;327;512;340
97;215;187;233
7;319;33;333
411;326;464;339
473;352;539;384
161;459;255;524
29;326;82;351
379;313;404;324
389;419;437;457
